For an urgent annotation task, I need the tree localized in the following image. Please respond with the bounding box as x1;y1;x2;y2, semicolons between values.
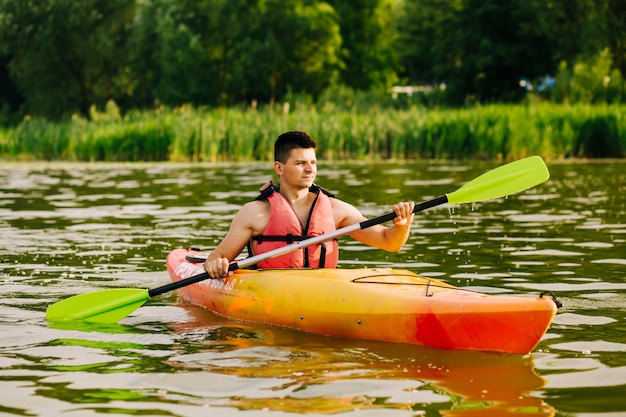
394;0;460;89
395;0;592;104
0;0;136;118
0;53;23;123
129;0;225;107
329;0;399;91
246;0;342;102
130;0;342;107
595;0;626;79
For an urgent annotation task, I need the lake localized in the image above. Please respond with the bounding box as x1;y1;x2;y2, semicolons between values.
0;159;624;417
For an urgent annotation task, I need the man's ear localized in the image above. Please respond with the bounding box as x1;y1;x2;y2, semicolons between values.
274;161;283;176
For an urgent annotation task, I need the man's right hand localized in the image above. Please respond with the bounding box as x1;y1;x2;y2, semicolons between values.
204;257;232;279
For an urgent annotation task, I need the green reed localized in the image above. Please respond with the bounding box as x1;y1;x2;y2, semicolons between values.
1;103;624;161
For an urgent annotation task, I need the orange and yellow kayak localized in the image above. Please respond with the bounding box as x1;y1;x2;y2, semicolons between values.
166;248;558;354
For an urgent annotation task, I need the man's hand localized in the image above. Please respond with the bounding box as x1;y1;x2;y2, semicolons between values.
204;257;232;279
392;201;415;227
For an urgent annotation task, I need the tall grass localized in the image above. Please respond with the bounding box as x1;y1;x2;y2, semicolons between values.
0;103;624;161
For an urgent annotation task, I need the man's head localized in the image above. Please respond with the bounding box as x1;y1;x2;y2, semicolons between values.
274;131;316;163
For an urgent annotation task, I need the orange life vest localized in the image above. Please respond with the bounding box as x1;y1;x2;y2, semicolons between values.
249;182;339;268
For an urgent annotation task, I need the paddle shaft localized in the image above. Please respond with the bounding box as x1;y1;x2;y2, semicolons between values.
149;195;448;297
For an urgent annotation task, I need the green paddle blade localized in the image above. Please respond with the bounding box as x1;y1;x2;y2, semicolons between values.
447;155;549;204
46;288;149;324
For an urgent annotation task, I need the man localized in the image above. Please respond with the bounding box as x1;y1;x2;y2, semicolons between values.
204;131;414;278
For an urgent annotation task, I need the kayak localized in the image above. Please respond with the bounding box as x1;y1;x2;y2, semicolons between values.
166;248;559;354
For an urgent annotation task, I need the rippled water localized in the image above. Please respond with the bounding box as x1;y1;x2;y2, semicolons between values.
1;160;625;416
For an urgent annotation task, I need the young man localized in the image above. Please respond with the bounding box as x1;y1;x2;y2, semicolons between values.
204;131;414;278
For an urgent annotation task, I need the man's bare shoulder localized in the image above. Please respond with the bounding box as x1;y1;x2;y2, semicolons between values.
330;197;366;227
329;197;353;212
237;199;269;216
233;200;270;234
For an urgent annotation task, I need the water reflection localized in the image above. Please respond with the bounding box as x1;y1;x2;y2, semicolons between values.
1;160;625;416
166;304;554;416
0;303;555;416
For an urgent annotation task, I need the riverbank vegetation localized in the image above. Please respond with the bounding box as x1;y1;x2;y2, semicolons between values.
1;102;623;162
1;1;625;161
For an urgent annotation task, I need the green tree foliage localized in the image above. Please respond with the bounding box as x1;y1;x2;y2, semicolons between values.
0;0;136;119
257;0;342;102
0;53;22;124
394;0;457;89
594;0;626;78
1;0;626;120
129;0;225;107
329;0;399;91
547;49;624;104
397;0;574;104
130;0;341;108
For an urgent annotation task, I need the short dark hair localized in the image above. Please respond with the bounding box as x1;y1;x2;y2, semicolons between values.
274;131;316;163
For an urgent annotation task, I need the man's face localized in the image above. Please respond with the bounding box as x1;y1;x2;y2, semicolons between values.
276;147;317;188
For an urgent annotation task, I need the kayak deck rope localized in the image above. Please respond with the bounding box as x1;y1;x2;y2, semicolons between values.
352;275;483;297
426;280;433;297
539;291;563;308
354;275;563;304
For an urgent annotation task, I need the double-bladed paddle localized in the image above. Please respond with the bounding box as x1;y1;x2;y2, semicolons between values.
46;155;549;324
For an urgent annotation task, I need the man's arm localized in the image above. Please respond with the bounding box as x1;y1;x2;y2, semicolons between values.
333;199;414;252
204;201;268;278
